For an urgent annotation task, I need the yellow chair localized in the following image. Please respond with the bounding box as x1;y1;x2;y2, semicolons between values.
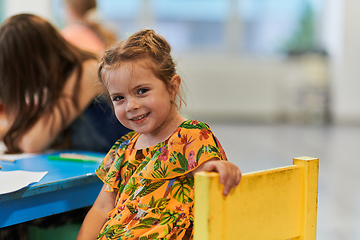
194;157;319;240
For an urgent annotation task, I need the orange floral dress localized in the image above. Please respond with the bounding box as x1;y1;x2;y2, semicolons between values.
95;120;227;240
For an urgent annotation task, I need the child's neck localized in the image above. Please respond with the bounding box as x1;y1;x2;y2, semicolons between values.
134;112;186;149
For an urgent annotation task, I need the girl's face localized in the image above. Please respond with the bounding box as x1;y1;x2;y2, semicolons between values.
105;61;180;140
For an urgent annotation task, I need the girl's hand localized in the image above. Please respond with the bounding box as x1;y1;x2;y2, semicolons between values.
191;158;242;196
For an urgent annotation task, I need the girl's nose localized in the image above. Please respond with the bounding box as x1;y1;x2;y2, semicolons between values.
126;97;140;112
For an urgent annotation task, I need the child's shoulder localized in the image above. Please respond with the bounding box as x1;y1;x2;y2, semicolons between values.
167;119;216;144
178;119;212;131
110;131;137;150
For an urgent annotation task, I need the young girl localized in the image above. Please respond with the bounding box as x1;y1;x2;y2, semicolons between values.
0;14;129;153
76;29;241;240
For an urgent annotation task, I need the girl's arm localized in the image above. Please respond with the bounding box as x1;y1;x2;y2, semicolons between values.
18;60;105;153
190;158;242;196
76;184;117;240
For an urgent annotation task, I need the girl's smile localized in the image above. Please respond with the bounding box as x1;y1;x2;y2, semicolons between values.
130;112;150;123
105;61;185;148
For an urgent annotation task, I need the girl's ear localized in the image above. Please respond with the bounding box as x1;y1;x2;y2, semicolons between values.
169;75;181;100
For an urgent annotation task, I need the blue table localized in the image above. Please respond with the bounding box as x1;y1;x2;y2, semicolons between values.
0;151;105;228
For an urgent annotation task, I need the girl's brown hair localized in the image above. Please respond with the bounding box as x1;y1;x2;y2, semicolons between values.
98;29;185;108
0;14;95;153
66;0;97;17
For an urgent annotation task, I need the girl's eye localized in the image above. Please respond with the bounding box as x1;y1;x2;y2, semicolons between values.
138;88;149;95
112;95;124;101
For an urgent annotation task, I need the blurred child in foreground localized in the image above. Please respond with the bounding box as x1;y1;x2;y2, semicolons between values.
0;14;130;154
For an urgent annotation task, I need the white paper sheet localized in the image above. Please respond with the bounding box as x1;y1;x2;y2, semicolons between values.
0;170;48;195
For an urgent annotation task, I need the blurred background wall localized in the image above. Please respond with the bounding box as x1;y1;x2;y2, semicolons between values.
1;0;359;126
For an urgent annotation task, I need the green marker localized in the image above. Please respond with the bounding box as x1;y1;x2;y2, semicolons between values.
48;153;103;163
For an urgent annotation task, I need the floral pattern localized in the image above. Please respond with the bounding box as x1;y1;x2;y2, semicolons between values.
95;120;227;239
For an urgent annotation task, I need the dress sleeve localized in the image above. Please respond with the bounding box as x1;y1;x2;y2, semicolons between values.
139;120;227;180
95;131;136;191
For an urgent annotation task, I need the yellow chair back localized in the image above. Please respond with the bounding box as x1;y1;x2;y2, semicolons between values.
194;157;319;240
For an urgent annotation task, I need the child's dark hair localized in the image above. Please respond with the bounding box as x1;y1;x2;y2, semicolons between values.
98;29;185;109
